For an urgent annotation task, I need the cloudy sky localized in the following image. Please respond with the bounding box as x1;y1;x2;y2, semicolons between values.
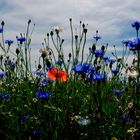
0;0;140;66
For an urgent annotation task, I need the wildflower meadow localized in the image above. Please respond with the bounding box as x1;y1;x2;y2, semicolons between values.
0;19;140;140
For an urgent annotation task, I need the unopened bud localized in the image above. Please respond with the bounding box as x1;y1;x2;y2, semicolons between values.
28;19;31;24
16;48;20;55
1;21;5;26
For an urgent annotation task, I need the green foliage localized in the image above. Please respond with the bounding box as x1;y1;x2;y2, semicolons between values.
0;19;140;139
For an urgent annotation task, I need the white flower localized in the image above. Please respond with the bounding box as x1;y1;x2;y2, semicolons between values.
52;26;63;33
78;118;91;126
39;48;48;58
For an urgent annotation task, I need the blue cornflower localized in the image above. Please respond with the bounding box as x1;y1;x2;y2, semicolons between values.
0;72;6;78
10;61;16;69
104;57;116;63
93;73;106;81
20;114;29;122
35;91;50;99
73;64;83;73
123;39;140;51
39;78;53;86
5;40;14;46
85;66;95;79
0;93;9;101
0;28;3;33
56;60;63;65
82;63;90;71
112;69;119;75
35;71;44;76
32;130;44;135
104;57;110;62
46;65;53;71
5;61;16;69
132;21;140;31
110;59;116;63
16;36;26;44
132;38;140;50
113;89;124;95
122;40;132;47
94;49;104;57
88;66;95;73
126;40;136;51
93;35;101;41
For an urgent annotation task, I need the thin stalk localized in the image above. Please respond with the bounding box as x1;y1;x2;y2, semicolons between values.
1;26;5;54
25;22;30;79
81;31;87;64
48;47;56;63
29;48;32;74
47;34;49;47
43;57;46;76
70;19;74;62
50;35;59;53
136;30;140;83
74;35;78;64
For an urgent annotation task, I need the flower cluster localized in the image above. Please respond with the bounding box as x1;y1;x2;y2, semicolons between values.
73;63;106;81
123;38;140;51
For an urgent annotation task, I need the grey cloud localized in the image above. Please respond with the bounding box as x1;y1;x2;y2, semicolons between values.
1;0;140;65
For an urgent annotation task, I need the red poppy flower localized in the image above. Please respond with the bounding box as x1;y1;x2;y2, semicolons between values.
48;68;67;82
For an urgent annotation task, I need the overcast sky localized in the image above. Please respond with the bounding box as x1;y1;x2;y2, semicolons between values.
0;0;140;66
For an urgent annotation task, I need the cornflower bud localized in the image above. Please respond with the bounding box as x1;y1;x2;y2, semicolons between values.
1;21;5;26
16;48;20;55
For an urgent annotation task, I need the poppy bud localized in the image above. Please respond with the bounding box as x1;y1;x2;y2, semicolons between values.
16;48;20;55
92;44;96;51
68;53;72;58
1;21;5;26
75;35;78;39
82;24;85;28
28;19;31;24
50;31;53;36
101;45;105;51
47;33;49;37
38;64;42;69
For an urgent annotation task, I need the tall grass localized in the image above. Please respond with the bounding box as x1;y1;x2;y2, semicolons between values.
0;19;140;140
